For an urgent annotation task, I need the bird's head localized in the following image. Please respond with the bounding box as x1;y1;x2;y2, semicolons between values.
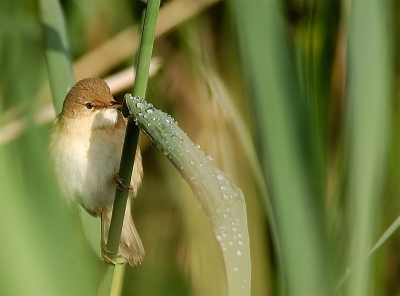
61;77;122;129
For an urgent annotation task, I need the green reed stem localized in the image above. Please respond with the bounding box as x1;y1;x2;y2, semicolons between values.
106;0;160;264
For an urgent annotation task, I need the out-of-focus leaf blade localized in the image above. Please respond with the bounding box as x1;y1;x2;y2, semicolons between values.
345;2;392;294
38;0;74;112
229;1;330;294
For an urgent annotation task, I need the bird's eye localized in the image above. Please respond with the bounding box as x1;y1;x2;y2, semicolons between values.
85;102;94;109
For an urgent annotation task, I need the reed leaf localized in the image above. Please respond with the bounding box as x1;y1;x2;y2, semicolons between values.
125;94;251;296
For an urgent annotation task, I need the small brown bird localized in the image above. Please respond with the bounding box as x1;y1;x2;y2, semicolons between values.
49;77;144;266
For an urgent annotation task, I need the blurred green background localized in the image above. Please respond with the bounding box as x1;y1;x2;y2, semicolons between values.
0;0;399;295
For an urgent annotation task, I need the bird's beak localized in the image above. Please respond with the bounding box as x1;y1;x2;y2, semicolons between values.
107;100;122;109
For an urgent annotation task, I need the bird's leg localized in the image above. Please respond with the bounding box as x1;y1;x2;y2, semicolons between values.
114;172;133;191
100;210;120;265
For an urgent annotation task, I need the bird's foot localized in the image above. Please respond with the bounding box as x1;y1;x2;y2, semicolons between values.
101;240;124;266
114;172;133;191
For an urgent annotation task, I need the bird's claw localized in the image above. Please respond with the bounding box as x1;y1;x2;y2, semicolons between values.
101;240;123;266
114;173;133;191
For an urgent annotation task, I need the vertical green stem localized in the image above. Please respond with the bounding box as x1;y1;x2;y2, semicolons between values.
132;0;161;99
106;0;160;262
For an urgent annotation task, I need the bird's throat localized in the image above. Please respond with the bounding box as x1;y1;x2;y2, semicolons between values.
91;109;119;130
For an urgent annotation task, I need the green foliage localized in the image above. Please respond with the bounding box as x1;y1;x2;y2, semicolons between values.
230;1;329;293
0;0;399;295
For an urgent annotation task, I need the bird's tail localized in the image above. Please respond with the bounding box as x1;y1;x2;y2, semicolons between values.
104;199;144;266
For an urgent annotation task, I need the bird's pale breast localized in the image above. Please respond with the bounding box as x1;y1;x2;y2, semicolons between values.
50;109;124;214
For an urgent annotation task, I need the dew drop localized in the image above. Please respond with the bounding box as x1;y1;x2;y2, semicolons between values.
217;174;225;181
222;195;230;200
136;102;144;109
146;108;154;114
239;240;243;245
236;250;242;256
216;235;223;241
233;267;239;272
